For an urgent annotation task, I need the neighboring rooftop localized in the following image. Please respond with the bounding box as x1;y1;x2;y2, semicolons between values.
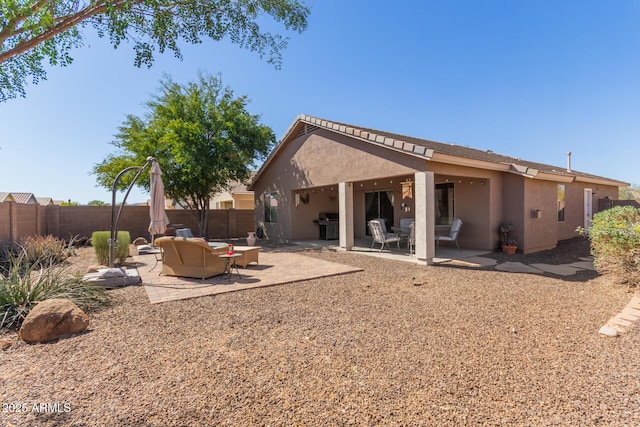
1;192;53;205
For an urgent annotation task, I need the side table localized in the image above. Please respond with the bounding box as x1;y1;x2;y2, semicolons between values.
218;253;243;281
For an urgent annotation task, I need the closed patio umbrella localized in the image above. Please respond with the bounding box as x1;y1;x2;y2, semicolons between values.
148;160;167;243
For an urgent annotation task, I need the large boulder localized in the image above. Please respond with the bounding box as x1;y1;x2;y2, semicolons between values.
19;299;90;343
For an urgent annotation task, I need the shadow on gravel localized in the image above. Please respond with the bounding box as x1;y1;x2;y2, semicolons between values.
431;262;600;283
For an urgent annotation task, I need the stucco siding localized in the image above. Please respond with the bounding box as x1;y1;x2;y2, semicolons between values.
502;174;526;248
523;179;559;252
252;130;427;241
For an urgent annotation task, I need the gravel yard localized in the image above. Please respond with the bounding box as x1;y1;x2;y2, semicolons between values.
1;244;639;426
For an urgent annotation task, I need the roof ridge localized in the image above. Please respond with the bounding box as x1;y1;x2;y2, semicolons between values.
296;114;623;183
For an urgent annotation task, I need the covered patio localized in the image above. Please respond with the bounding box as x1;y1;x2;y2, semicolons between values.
286;169;495;266
289;236;495;267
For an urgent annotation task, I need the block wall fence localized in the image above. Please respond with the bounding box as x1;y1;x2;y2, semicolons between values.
0;202;256;243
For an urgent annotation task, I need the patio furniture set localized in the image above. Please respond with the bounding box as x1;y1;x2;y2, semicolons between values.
368;218;463;253
149;228;261;281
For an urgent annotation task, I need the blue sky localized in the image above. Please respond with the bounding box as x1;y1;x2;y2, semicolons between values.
2;0;640;204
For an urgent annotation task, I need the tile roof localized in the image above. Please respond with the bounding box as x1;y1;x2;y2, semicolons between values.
0;192;38;204
261;114;627;187
36;197;54;205
0;192;52;204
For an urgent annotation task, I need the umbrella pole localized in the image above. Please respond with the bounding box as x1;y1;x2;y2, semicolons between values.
109;157;156;268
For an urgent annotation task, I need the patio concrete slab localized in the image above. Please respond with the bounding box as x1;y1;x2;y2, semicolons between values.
134;251;363;304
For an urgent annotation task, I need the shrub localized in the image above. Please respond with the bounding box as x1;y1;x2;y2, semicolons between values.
20;235;68;268
0;252;110;330
91;231;131;266
581;206;640;287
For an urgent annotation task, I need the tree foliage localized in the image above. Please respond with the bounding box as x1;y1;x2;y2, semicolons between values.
580;205;640;287
0;0;310;101
93;72;275;238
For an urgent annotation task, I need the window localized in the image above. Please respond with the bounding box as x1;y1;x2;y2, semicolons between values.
264;192;278;223
557;184;565;222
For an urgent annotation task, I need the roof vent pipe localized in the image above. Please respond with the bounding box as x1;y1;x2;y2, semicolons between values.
567;151;572;172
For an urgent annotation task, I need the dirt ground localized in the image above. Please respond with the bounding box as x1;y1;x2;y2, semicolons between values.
1;240;639;426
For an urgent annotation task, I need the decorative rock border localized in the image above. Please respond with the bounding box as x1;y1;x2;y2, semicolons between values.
599;295;640;337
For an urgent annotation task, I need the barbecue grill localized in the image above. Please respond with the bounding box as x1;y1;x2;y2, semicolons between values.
316;212;339;240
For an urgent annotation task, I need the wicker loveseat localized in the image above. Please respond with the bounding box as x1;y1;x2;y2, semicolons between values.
154;236;228;279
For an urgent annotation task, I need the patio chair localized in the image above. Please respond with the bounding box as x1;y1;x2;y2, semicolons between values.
408;221;416;254
373;218;397;238
435;218;463;249
175;228;195;238
398;218;415;241
369;219;401;253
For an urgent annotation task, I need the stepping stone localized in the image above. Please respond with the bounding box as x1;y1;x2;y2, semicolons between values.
457;256;497;267
495;262;543;274
530;263;582;276
566;261;595;271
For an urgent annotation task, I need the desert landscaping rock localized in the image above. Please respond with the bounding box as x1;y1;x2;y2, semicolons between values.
2;245;639;426
18;298;90;343
598;326;619;337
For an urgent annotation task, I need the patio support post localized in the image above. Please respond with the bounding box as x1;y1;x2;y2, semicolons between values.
415;171;435;265
338;182;354;250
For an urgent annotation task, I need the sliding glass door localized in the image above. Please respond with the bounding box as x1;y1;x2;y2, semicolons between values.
365;190;394;235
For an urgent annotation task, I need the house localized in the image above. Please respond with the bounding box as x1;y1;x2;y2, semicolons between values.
248;115;628;264
166;178;254;210
0;192;39;204
36;197;55;206
210;179;254;209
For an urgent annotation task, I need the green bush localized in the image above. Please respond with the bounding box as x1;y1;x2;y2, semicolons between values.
91;231;131;266
0;252;110;330
582;206;640;287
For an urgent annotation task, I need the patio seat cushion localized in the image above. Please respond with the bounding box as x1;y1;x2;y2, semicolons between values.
154;236;227;279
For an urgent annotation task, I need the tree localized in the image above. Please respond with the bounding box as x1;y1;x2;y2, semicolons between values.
93;72;275;238
619;184;640;201
0;0;310;101
87;200;108;206
60;199;80;206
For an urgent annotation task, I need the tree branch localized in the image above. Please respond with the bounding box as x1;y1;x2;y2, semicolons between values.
0;0;141;64
0;0;51;43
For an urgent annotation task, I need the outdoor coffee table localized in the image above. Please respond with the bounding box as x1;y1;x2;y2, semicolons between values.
230;246;261;267
218;253;243;281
